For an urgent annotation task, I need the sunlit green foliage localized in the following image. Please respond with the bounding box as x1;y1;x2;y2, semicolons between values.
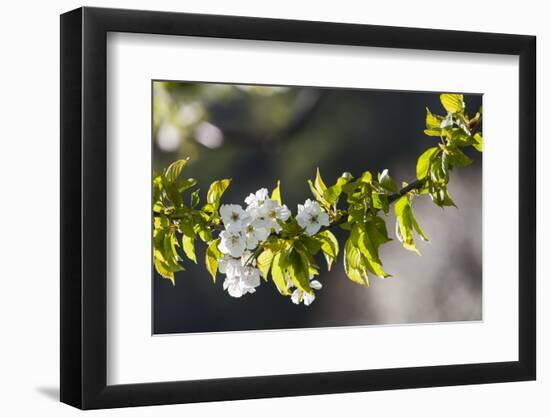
152;94;482;301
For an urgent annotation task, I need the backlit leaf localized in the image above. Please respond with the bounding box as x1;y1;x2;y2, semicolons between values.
314;230;339;270
425;108;442;129
394;196;428;254
308;179;329;208
344;231;367;286
287;249;311;293
176;177;198;192
207;179;231;210
164;158;189;183
190;188;200;208
440;94;464;113
416;147;440;180
424;128;442;137
325;175;352;205
153;257;176;285
271;252;291;295
257;249;274;281
473;132;483;152
205;239;221;282
356;223;390;278
314;168;327;193
446;147;473;167
182;235;197;263
378;169;399;193
271;180;282;205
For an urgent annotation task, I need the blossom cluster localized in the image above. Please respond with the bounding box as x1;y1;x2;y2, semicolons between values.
286;274;323;306
217;188;329;303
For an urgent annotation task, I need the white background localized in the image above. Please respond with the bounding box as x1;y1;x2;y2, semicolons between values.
0;0;545;416
108;34;518;384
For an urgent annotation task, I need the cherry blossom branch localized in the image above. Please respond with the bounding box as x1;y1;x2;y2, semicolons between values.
155;114;482;240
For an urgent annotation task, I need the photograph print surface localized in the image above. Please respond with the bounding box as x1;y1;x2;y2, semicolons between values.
152;81;483;335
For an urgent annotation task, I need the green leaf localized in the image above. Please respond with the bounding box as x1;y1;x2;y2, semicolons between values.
164;231;182;264
378;169;399;193
295;240;320;273
278;217;303;236
175;177;198;193
365;216;391;247
308;179;329;208
314;230;339;258
375;192;391;214
441;152;450;178
347;203;365;223
271;252;291;295
178;218;195;238
197;227;213;243
356;223;390;278
448;129;473;147
161;176;183;207
257;249;274;281
394;196;427;254
359;171;372;184
394;196;418;254
445;147;473;167
314;230;339;270
207;179;231;210
325;175;352;205
429;157;448;184
425;108;442;130
411;212;429;242
153;176;164;211
164;158;189;183
344;230;367;286
205;239;221;282
153;227;184;285
299;236;321;255
416;147;439;180
190;188;200;208
271;180;282;205
182;235;197;263
287;249;311;293
440;94;464;114
441;188;457;207
314;168;327;193
430;185;456;208
153;257;176;285
473;132;483;152
424;128;442;137
342;180;359;196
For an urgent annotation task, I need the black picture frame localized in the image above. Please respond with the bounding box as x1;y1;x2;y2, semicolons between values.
60;6;536;410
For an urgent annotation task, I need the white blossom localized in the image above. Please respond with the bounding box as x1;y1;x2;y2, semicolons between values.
264;201;291;232
296;199;329;236
244;188;270;209
219;204;249;233
220;252;261;298
287;274;322;306
242;219;270;250
251;199;291;233
216;186;297;298
239;264;261;293
218;255;241;277
245;188;291;233
218;230;246;258
223;275;246;298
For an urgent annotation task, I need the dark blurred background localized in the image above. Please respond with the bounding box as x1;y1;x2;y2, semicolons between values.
152;81;482;335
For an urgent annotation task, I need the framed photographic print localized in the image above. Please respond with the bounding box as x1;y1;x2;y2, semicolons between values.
60;6;536;409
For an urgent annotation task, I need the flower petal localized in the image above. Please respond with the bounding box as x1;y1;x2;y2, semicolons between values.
291;289;301;304
310;280;322;290
303;291;316;306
